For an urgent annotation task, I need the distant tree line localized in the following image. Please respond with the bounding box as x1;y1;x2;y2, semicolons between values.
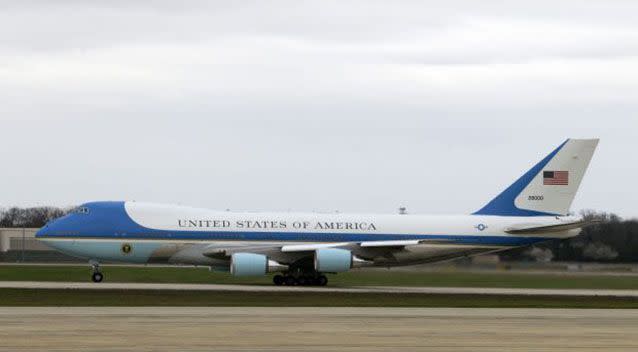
0;206;70;228
500;210;638;262
1;206;637;262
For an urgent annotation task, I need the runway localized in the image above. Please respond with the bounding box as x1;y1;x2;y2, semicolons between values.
2;280;638;297
0;307;636;351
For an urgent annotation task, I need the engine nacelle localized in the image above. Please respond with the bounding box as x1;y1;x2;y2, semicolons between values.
314;248;353;272
230;253;287;276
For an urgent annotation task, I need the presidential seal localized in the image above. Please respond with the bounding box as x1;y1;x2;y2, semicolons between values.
121;243;132;255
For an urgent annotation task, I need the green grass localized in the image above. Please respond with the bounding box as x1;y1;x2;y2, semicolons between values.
1;288;637;308
1;265;638;289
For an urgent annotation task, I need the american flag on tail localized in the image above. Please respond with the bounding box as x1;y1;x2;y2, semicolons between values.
543;171;569;185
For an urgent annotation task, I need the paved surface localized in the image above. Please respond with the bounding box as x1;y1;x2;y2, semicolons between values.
2;280;638;297
0;307;637;351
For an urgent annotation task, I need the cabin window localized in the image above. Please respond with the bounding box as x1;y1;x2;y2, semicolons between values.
72;207;90;214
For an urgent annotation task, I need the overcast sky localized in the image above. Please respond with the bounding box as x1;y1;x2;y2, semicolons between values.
1;1;636;217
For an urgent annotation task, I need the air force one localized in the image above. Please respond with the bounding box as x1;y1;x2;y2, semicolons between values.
37;139;599;286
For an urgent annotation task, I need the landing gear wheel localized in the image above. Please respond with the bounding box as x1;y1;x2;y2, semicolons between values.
317;275;328;286
284;276;296;286
273;275;284;286
91;272;103;283
89;260;103;283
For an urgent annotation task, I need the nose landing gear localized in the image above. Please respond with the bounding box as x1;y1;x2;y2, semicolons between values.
90;260;103;283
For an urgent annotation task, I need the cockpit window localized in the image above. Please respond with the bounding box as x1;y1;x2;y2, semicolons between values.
72;207;90;214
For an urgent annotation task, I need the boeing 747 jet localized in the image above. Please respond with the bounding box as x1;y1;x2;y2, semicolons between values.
37;139;599;286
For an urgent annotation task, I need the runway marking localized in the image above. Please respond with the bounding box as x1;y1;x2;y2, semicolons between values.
2;281;638;297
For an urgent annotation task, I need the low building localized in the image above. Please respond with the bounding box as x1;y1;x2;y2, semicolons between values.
0;228;42;252
0;228;79;262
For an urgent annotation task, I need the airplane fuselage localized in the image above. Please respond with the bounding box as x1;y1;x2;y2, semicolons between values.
37;201;579;268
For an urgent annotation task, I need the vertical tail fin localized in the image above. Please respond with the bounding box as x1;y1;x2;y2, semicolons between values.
474;139;599;217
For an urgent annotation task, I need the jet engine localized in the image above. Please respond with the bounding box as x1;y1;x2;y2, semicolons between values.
314;248;354;272
230;253;287;276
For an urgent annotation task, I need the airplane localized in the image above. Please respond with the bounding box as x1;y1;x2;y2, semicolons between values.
36;139;599;286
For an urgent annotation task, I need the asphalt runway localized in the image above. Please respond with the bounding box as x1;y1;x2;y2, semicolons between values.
0;307;636;351
2;280;638;297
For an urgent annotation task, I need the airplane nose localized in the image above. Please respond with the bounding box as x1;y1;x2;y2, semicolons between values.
35;225;50;238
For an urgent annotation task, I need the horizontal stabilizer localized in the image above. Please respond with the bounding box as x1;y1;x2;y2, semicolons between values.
505;219;600;235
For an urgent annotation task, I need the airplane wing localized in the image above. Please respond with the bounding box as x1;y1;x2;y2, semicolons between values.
203;240;438;258
196;239;494;268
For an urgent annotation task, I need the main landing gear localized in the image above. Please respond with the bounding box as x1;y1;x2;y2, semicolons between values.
90;260;103;283
273;273;328;286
